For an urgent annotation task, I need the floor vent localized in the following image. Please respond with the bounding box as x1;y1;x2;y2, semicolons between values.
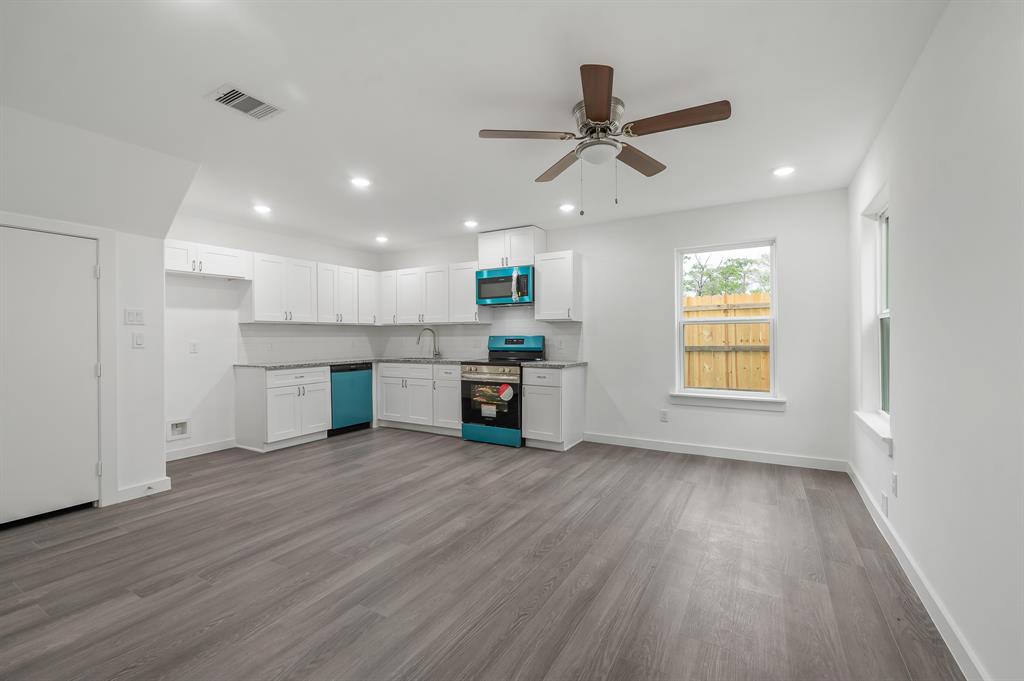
209;84;282;120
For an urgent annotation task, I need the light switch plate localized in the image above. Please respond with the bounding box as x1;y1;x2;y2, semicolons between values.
188;341;199;354
132;332;145;349
124;308;145;325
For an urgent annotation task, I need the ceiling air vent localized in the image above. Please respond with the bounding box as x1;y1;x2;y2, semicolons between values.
208;84;282;120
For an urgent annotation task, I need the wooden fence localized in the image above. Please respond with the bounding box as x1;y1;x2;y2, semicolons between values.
682;292;771;391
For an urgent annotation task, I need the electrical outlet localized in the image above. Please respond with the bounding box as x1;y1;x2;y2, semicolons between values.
891;472;899;497
880;490;889;517
188;341;199;354
659;409;669;423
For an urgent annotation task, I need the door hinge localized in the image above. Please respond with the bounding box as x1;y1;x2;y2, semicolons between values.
95;461;103;477
95;362;102;378
94;265;102;279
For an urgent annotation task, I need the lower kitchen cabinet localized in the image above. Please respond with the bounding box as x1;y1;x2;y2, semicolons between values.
522;366;586;451
433;379;461;429
377;363;461;432
236;366;332;452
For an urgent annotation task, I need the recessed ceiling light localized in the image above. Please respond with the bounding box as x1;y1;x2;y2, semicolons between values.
773;166;795;177
351;177;372;189
464;220;478;229
375;235;388;243
253;204;271;214
559;203;575;213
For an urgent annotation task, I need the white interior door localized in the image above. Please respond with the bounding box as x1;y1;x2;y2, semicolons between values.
0;227;99;523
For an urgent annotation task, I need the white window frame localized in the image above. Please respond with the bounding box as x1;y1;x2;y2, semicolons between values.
672;239;783;408
877;210;891;417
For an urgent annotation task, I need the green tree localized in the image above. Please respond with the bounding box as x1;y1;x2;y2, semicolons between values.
681;254;771;296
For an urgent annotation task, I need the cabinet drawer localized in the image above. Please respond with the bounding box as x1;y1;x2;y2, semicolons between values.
433;364;460;380
523;367;561;387
379;363;433;380
265;366;329;388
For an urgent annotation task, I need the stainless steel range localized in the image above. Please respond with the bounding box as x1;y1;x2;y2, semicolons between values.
460;335;545;447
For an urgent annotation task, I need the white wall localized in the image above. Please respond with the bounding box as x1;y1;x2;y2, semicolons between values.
381;190;851;466
848;2;1024;678
163;215;384;458
0;106;198;238
115;233;168;490
168;214;379;269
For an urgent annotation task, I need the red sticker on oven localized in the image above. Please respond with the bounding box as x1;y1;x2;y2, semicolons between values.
498;384;514;401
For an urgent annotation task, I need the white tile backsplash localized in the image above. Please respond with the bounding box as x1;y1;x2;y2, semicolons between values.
237;306;581;364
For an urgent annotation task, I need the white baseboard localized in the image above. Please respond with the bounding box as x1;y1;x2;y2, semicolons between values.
847;464;984;681
166;438;236;462
112;476;171;505
583;432;846;471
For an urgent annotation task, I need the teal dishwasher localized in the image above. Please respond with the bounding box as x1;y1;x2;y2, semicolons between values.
329;363;373;435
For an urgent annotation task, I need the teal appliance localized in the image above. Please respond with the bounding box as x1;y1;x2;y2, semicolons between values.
476;265;534;306
329;363;372;435
461;335;545;447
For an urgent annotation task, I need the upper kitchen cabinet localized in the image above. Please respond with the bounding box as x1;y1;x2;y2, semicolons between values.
164;240;252;279
534;250;582;322
316;263;358;324
378;270;398;325
449;261;490;323
396;265;449;324
477;226;547;269
241;253;318;323
357;269;378;325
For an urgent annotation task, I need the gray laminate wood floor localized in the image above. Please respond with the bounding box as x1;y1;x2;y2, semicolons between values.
0;428;963;681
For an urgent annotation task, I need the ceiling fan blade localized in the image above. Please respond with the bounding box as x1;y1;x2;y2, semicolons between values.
580;64;614;122
535;150;579;182
479;129;575;140
617;143;667;177
624;100;732;137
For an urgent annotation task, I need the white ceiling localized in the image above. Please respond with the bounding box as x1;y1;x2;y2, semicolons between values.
1;1;946;250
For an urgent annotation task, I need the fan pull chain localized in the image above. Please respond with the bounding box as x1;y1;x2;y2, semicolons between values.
615;159;619;205
579;160;585;216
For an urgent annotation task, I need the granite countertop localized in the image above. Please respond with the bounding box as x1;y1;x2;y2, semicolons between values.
235;358;588;370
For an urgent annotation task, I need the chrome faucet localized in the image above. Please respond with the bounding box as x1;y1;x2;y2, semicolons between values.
417;327;441;359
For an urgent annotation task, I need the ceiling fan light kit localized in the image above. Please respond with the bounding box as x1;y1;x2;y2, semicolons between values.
480;64;732;183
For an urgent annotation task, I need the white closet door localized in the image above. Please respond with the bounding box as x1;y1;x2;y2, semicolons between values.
0;227;99;523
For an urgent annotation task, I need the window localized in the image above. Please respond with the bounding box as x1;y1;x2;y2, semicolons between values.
676;241;775;397
878;212;891;414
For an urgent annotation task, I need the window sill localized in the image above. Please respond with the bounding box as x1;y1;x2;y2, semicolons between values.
855;410;893;444
669;392;787;412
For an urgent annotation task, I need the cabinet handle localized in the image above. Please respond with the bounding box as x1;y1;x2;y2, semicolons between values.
373;314;376;324
393;314;396;324
297;386;301;396
536;375;547;379
567;307;571;318
474;311;478;321
199;261;203;272
302;386;306;396
191;260;196;272
340;313;343;323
